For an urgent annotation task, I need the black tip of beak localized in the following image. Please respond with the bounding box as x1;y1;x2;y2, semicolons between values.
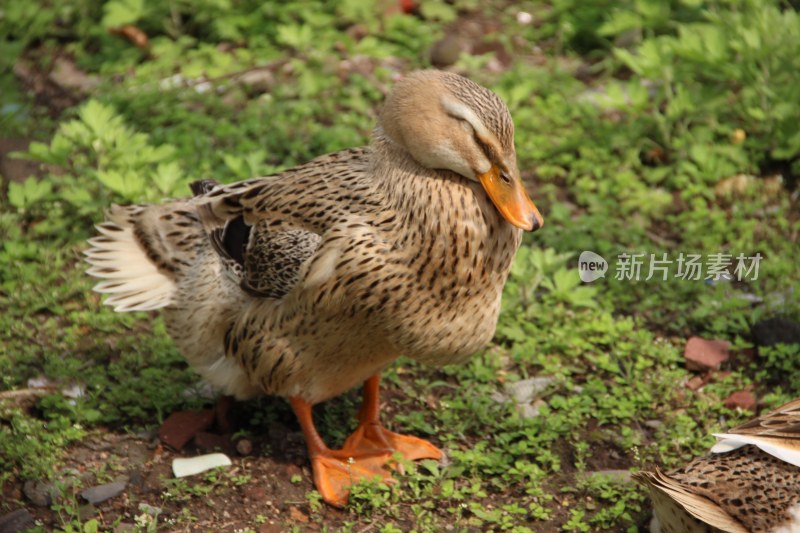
528;212;543;232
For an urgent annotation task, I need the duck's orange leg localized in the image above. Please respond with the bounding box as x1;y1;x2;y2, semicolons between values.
289;396;393;507
342;375;443;463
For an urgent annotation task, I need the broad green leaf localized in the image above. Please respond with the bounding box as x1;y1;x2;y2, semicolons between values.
152;162;184;196
97;169;145;200
7;181;26;209
82;518;99;533
598;11;642;37
102;0;145;28
8;178;52;209
276;24;313;49
61;185;94;208
420;1;457;23
612;48;642;75
79;100;120;138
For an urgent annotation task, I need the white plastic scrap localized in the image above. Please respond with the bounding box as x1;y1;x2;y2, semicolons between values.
172;453;232;478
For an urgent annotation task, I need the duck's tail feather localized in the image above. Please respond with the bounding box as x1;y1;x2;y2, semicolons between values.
634;469;749;533
85;202;203;312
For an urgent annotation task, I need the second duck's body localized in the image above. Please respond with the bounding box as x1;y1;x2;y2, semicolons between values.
637;398;800;533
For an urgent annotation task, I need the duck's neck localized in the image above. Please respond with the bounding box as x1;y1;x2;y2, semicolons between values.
370;133;468;229
369;131;521;275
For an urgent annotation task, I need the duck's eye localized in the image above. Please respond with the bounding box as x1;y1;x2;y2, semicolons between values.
499;170;512;185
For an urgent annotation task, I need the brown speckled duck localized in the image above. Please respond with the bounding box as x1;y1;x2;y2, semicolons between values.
635;398;800;533
85;70;543;506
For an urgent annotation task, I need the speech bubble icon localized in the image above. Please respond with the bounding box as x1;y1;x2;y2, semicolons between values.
578;251;608;283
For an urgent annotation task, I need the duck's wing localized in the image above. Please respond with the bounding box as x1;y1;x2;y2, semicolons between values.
726;397;800;437
197;147;386;233
194;147;387;298
711;397;800;467
192;178;322;298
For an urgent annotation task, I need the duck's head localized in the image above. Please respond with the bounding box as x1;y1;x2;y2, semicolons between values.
379;70;543;232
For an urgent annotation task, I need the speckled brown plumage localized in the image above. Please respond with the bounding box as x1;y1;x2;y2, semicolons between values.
191;138;521;403
636;398;800;533
86;70;541;408
86;69;546;506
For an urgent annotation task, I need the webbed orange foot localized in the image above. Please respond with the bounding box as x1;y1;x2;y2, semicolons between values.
310;450;394;508
290;396;397;507
342;421;443;462
289;374;444;508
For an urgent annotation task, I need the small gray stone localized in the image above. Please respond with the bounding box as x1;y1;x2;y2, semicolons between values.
429;34;465;68
27;375;55;389
128;470;144;490
505;377;555;404
134;429;158;441
644;420;663;430
83;439;113;452
495;377;555;418
125;441;151;466
77;504;96;522
23;480;56;507
137;503;162;517
0;508;35;533
181;380;217;401
736;292;763;304
80;481;127;504
520;398;546;419
237;69;276;92
48;57;99;93
489;391;507;404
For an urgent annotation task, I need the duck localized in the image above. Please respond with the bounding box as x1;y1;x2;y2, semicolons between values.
635;397;800;533
85;69;543;507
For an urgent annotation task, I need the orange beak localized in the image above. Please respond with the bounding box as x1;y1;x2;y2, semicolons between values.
478;165;543;231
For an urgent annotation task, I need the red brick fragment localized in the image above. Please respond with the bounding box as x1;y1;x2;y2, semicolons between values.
684;337;730;371
286;464;302;478
724;390;756;411
289;507;309;523
686;375;707;391
158;410;214;451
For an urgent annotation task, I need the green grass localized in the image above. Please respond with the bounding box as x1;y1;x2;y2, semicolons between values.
1;0;799;531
